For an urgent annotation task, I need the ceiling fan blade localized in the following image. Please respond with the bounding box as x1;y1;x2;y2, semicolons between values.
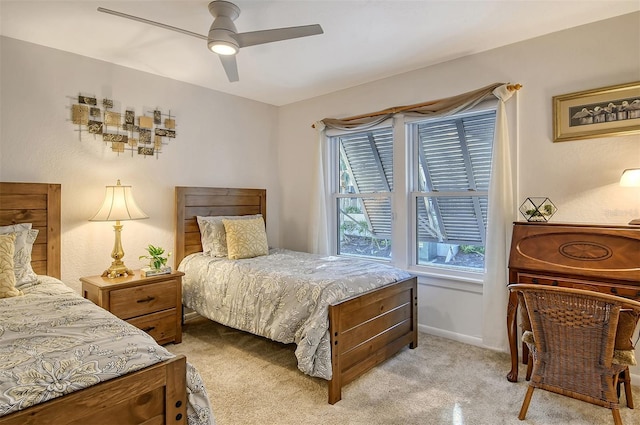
234;24;323;48
219;55;239;82
97;7;207;41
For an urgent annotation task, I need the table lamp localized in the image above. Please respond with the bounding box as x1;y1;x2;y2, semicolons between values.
90;180;148;278
620;168;640;225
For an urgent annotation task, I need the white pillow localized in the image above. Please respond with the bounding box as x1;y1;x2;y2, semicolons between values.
197;215;262;257
0;223;31;233
0;223;38;287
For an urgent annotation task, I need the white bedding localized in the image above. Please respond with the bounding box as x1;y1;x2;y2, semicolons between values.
0;276;214;425
179;248;412;380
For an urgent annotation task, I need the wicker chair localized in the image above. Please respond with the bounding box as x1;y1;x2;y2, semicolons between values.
509;284;640;425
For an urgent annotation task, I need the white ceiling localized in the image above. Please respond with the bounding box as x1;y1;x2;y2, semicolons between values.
1;1;639;106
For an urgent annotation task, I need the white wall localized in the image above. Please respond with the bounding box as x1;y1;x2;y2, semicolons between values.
276;11;640;361
0;36;281;293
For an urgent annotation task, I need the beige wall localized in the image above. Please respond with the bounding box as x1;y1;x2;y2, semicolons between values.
276;12;640;361
0;36;281;293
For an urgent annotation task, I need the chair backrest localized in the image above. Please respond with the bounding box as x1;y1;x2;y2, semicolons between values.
511;285;640;357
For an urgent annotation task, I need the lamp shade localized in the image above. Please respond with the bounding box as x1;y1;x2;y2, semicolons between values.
90;180;148;222
620;168;640;187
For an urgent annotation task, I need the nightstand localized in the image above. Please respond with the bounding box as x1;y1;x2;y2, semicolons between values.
81;270;184;345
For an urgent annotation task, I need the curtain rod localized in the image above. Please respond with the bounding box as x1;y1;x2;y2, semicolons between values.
312;83;522;128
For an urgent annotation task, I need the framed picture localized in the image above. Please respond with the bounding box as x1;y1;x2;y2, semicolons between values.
553;81;640;142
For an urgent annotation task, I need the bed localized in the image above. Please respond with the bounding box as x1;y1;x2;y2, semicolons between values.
0;182;213;425
175;186;418;404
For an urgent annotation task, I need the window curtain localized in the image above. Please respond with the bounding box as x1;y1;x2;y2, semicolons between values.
320;83;504;130
482;85;517;352
308;120;330;254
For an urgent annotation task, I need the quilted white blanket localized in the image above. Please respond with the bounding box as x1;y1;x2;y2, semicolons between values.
179;248;411;380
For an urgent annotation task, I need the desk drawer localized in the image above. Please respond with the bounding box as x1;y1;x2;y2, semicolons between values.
128;309;176;344
110;280;177;319
516;273;640;300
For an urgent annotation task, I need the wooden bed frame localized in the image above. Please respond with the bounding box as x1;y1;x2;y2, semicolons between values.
175;186;418;404
0;182;189;425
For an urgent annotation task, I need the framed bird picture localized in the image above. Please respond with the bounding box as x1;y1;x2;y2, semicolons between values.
552;81;640;142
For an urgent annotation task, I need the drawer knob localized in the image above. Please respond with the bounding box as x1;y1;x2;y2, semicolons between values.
531;278;539;284
137;296;155;303
552;280;558;286
611;288;618;294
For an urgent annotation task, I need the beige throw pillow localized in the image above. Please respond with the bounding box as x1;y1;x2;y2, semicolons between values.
0;234;22;298
223;217;269;260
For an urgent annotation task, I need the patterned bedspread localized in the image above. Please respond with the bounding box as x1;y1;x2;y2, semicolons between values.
0;276;214;425
179;248;411;380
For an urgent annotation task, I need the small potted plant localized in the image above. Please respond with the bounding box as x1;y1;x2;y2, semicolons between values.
139;244;171;276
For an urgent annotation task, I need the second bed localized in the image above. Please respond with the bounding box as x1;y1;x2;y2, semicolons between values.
175;186;418;404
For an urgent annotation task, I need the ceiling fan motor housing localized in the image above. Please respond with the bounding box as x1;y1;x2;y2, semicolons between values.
207;1;240;53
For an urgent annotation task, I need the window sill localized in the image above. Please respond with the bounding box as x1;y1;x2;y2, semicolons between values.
408;266;484;294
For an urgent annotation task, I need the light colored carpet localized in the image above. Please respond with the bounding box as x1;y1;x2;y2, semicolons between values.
167;317;639;425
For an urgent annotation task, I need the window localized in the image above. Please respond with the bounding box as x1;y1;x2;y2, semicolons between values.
328;105;497;275
332;127;393;260
411;109;496;271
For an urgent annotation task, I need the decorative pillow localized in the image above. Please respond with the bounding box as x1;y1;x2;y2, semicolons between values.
198;215;262;257
223;216;269;260
13;229;39;287
615;309;640;351
0;234;22;298
0;223;38;287
197;217;229;257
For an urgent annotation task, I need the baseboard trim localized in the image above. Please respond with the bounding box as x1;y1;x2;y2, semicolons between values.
418;324;484;347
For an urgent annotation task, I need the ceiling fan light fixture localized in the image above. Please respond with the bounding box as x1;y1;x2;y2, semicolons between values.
209;41;238;55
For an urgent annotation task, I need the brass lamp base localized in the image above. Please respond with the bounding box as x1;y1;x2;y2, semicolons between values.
102;221;133;278
101;261;134;278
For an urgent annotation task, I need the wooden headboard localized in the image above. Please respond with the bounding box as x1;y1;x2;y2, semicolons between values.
174;186;266;266
0;182;61;278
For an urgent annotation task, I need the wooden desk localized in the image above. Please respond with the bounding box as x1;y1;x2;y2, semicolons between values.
506;222;640;382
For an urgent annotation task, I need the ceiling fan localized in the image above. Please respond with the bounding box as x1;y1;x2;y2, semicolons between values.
97;1;323;82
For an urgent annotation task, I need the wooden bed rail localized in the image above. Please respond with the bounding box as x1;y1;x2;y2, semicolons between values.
328;276;418;404
0;355;187;425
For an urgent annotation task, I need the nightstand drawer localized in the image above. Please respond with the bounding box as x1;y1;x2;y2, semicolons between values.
128;309;177;344
110;280;177;319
